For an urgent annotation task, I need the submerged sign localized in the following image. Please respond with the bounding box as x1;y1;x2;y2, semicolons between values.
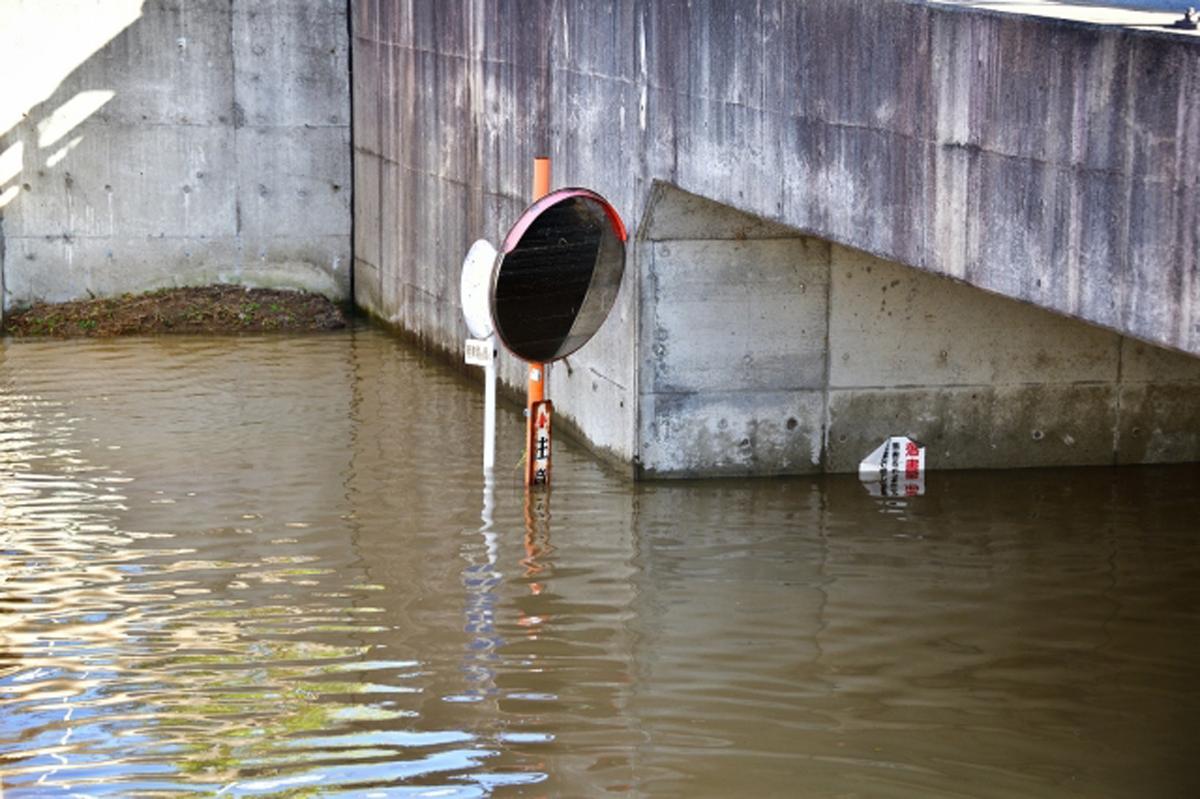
859;436;926;497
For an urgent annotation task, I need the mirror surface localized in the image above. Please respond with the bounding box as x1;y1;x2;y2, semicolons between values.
491;191;625;362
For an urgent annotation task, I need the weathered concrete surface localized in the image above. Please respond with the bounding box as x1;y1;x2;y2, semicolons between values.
640;185;1200;476
638;221;831;476
824;248;1200;472
0;0;351;313
353;0;1200;474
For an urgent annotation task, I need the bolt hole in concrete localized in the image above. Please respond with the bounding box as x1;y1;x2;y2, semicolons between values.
1;327;1199;796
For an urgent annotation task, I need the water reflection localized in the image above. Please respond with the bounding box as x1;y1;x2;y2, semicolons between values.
447;470;506;706
1;329;1198;797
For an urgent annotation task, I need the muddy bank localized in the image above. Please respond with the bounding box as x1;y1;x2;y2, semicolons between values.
2;286;347;337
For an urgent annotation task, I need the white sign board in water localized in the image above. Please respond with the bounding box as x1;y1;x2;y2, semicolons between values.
859;436;926;497
863;473;926;498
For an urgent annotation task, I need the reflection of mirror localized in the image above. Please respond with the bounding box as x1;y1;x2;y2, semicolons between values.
491;190;625;362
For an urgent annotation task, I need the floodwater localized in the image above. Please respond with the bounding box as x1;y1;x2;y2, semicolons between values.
1;326;1198;798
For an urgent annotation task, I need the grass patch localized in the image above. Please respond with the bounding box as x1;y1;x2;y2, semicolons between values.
3;286;347;338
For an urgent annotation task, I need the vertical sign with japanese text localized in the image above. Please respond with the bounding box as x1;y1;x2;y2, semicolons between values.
528;400;553;487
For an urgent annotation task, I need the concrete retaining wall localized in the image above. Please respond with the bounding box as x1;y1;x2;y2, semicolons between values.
352;0;1200;474
0;0;351;311
640;185;1200;476
352;0;1200;347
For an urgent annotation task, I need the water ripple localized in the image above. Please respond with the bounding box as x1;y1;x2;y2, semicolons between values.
2;332;1198;797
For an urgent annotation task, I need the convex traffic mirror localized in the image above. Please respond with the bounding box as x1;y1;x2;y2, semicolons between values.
489;188;627;362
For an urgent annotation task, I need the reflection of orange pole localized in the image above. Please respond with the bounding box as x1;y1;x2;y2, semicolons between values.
526;157;551;487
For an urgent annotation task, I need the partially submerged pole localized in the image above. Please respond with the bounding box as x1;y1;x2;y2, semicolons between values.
525;157;552;487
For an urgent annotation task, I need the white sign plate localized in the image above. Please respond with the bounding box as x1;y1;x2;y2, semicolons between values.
464;338;492;367
530;401;552;486
859;435;926;497
859;435;925;480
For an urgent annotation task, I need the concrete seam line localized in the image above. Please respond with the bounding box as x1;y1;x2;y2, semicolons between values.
1113;337;1125;465
228;0;242;268
345;0;355;303
821;245;834;472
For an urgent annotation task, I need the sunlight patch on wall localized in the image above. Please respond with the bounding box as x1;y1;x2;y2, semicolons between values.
0;0;143;138
0;141;22;185
37;91;113;149
0;140;22;208
45;136;84;169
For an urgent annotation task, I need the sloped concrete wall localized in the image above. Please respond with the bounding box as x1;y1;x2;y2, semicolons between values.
640;185;1200;476
825;248;1200;471
0;0;351;311
637;187;830;475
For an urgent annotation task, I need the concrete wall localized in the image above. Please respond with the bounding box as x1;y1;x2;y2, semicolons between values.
0;0;351;311
351;0;641;461
352;0;1200;349
640;185;1200;476
824;248;1200;471
638;186;829;475
352;0;1200;474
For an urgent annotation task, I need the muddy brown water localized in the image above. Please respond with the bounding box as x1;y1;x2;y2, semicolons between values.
1;326;1198;797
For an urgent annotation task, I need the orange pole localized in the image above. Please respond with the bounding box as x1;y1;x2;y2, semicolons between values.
526;158;551;486
527;156;550;406
533;157;551;204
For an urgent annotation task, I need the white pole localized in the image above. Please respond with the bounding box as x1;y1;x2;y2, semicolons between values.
483;333;496;472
